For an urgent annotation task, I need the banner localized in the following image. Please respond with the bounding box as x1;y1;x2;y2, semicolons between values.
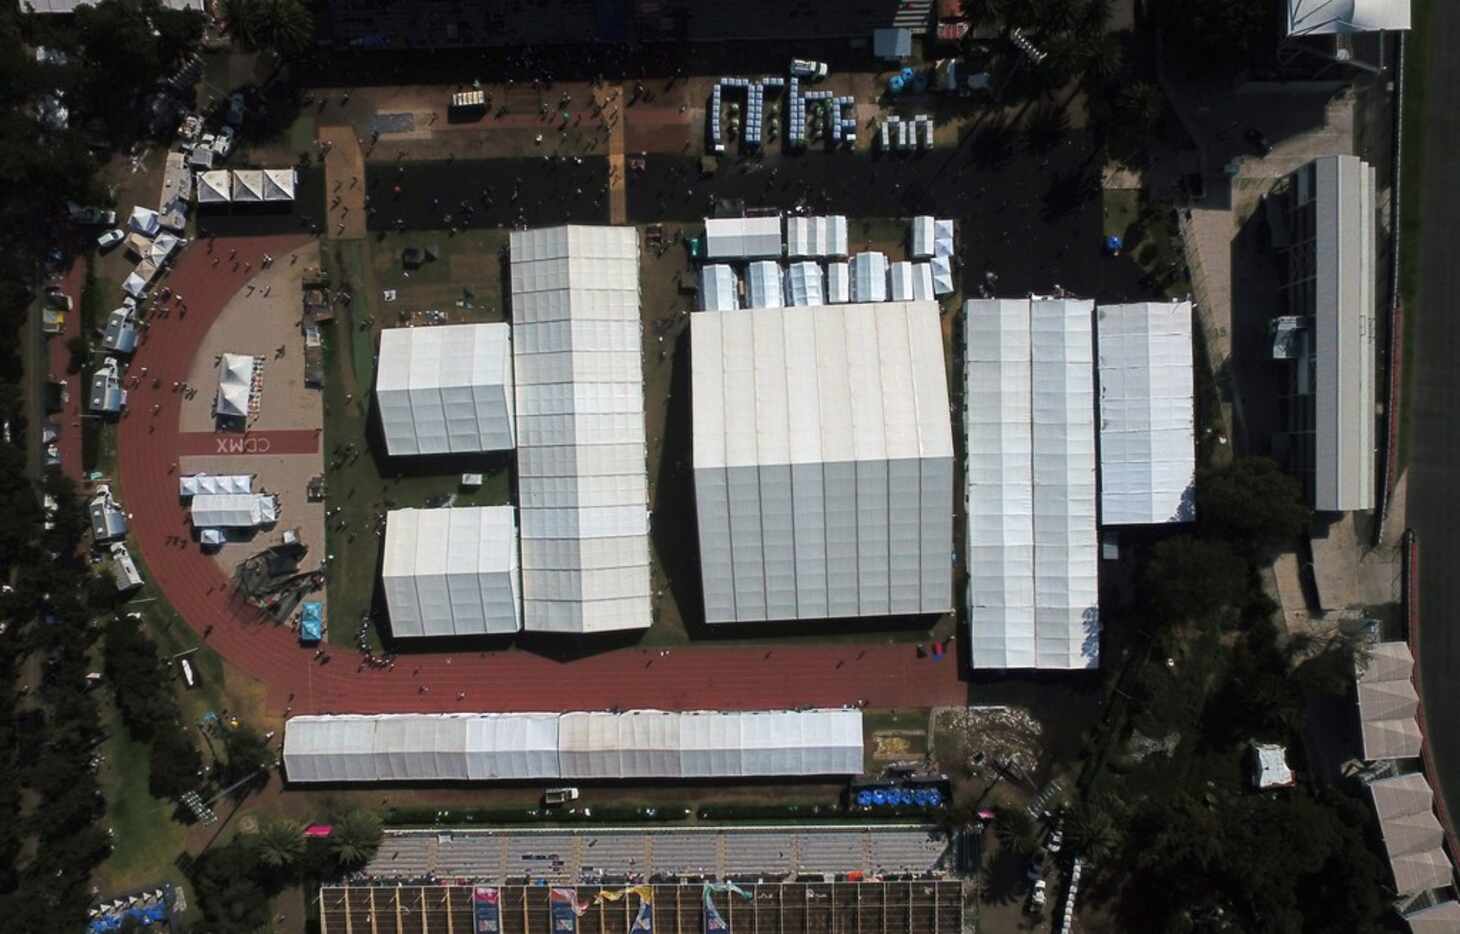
595;885;654;906
703;888;729;934
472;887;501;934
631;897;654;934
703;882;752;901
551;888;586;934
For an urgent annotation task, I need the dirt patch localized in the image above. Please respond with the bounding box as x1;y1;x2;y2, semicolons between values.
933;706;1044;783
871;733;921;760
318;125;368;240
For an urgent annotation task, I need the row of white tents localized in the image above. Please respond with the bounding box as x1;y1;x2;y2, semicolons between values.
282;709;864;783
196;168;297;204
699;255;953;311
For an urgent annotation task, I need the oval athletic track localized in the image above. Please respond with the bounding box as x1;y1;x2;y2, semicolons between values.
118;235;968;717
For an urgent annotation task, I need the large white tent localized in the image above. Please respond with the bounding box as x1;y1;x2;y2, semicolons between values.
196;170;231;204
910;216;936;259
381;507;522;637
699;264;739;311
510;225;652;633
215;352;254;418
703;216;782;259
179;473;251;497
851;252;888;303
282;709;863;783
966;298;1099;669
1366;772;1451;896
190;493;278;528
262;168;297;202
785;261;824;306
692;304;953;623
785;215;849;258
1097;302;1196;525
375;323;515;456
745;260;784;308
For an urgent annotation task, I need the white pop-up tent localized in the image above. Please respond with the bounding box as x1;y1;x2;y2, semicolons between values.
122;260;159;299
381;506;522;637
129;206;160;236
230;170;264;203
889;261;916;301
929;256;955;296
196;170;231;204
179;473;252;497
933;218;956;257
262;168;297;202
912;263;936;301
910;216;936;258
149;232;181;266
375;322;514;455
190;493;278;528
215;353;255;418
826;261;851;303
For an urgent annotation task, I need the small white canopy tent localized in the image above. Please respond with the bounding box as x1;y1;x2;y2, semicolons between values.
196;171;231;204
930;256;955;296
122;260;159;299
149;232;181;266
826;261;851;304
129;206;160;236
889;261;916;301
698;264;739;311
230;170;264;203
933;219;956;257
179;473;252;497
190;493;278;527
912;263;936;301
262;168;297;202
215;353;254;418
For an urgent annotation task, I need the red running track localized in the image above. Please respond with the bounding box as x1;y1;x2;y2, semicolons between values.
119;235;969;717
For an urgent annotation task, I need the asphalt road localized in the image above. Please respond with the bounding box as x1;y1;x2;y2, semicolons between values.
1410;3;1460;833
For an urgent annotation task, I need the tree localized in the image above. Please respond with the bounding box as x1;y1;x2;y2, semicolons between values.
1195;458;1310;553
1065;795;1123;867
1154;0;1276;76
190;840;274;933
219;723;273;791
252;818;306;869
991;804;1040;857
330;809;382;869
224;0;315;61
1143;536;1251;627
149;727;204;799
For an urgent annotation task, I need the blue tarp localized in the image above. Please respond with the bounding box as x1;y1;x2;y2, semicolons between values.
299;602;323;643
89;903;168;932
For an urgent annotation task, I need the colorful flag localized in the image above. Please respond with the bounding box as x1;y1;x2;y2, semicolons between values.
631;897;654;934
551;887;586;934
703;889;729;934
472;887;500;934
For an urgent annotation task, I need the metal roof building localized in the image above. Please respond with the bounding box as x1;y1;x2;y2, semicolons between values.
282;709;863;783
375;323;515;456
382;507;522;638
1096;302;1196;525
691;303;953;623
510;225;652;634
1287;0;1410;34
966;299;1099;670
1358;640;1423;760
703;216;782;260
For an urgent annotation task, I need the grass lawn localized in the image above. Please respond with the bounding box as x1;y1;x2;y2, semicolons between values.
318;231;514;648
94;698;190;895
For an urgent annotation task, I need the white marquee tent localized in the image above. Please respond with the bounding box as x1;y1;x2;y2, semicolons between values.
785;261;824;306
282;709;863;783
692;304;953;623
381;506;522;637
1287;0;1410;35
196;170;231;204
851;252;888;303
129;206;160;236
1097;302;1196;525
179;473;251;497
1358;640;1423;760
929;256;955;296
231;169;264;203
910;216;936;259
375;323;515;456
148;232;181;267
933;219;956;257
122;261;159;299
699;264;739;311
827;262;851;304
745;260;785;308
190;493;278;528
215;353;255;418
510;225;652;633
889;261;916;301
262;168;297;202
785;215;849;258
703;216;782;259
966;298;1099;670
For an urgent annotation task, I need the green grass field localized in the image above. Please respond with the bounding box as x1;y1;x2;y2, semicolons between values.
94;699;191;895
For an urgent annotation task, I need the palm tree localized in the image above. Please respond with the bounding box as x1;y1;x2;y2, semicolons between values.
1065;798;1122;866
330;809;383;869
252;818;306;869
224;0;314;61
992;805;1040;856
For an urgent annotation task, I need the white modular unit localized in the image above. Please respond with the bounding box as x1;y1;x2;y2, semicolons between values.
704;216;783;259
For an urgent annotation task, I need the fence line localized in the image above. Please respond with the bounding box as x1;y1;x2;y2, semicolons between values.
1376;32;1407;544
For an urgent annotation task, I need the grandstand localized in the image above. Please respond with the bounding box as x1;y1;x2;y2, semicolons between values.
365;826;952;883
319;880;965;934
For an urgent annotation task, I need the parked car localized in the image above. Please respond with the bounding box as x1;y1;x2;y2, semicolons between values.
1046;826;1063;854
1029;879;1047;909
97;228;124;250
1245;127;1273;156
790;59;829;79
215;125;236;158
544;787;580;805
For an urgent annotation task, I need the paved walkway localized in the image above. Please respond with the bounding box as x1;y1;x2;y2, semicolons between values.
116;235;967;717
175;429;321;456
